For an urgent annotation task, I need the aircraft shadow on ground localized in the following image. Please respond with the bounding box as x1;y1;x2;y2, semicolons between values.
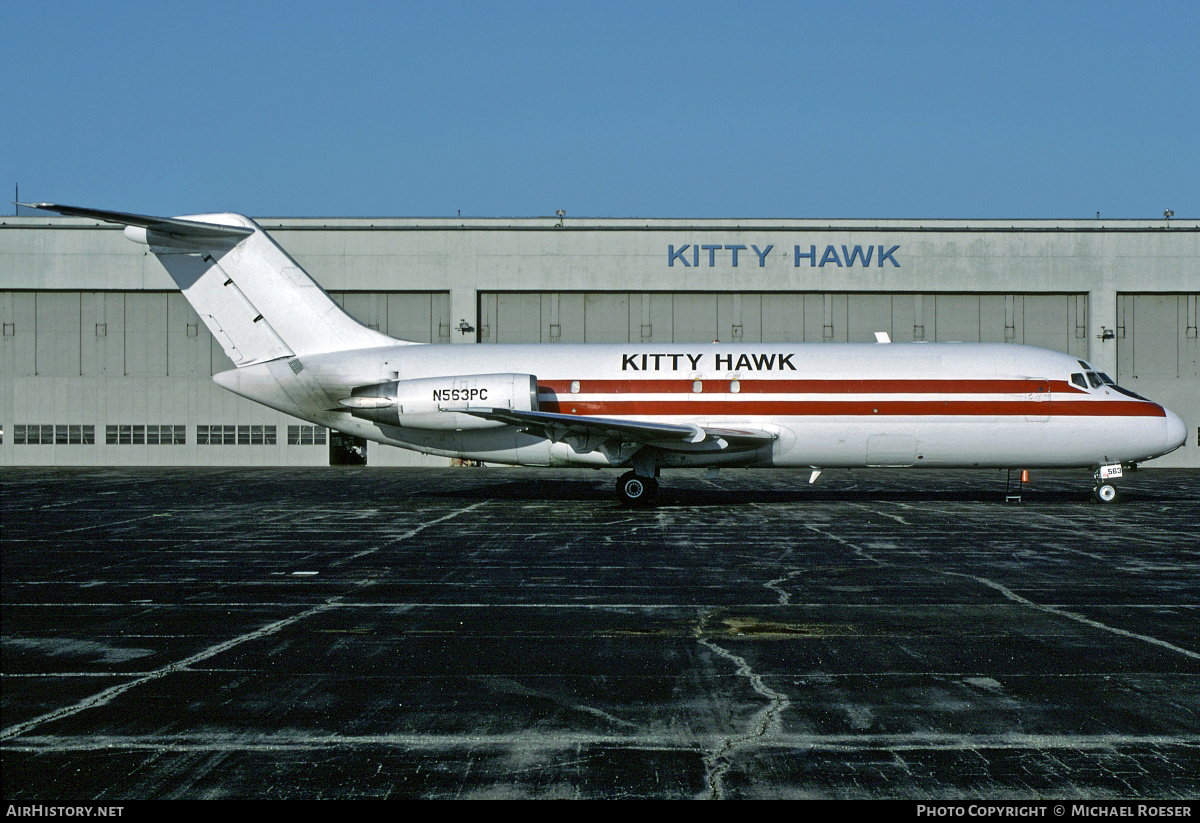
421;476;1121;506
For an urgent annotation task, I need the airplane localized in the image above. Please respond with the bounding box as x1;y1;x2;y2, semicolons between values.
22;203;1188;505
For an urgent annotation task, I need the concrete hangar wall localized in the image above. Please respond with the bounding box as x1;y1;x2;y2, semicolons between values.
1;214;1197;468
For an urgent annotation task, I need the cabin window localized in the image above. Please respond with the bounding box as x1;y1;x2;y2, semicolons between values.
1071;373;1087;389
570;380;580;394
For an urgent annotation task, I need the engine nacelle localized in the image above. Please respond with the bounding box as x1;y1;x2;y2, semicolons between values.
341;373;539;430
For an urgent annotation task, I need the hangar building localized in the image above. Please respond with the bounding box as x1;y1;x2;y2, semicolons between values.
2;213;1197;467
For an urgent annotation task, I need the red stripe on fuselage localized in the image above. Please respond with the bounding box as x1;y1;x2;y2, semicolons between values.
536;393;1164;419
540;378;1085;395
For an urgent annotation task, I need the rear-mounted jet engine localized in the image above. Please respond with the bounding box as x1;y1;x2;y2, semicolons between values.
339;373;539;430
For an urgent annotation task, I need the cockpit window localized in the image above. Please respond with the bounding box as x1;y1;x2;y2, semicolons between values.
1071;373;1088;389
1079;370;1149;400
1110;384;1149;401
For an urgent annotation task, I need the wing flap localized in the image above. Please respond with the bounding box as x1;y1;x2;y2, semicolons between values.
463;407;776;452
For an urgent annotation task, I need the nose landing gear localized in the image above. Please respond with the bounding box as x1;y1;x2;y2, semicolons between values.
1092;463;1125;504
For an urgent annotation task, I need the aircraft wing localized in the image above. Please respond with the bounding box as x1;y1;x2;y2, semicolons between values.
464;407;776;453
17;203;254;240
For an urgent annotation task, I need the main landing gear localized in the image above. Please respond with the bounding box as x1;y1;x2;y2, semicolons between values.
616;471;659;506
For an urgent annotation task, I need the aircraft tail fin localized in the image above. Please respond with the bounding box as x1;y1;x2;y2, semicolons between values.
23;203;401;367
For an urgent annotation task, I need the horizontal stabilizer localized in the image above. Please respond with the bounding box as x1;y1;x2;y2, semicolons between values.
17;203;254;240
18;203;255;242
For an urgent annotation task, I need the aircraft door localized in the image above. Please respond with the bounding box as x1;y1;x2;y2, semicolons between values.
1025;381;1052;422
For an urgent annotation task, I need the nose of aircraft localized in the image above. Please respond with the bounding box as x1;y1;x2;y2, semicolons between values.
1164;408;1187;454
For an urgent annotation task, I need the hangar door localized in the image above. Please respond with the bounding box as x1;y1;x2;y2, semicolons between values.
477;292;1088;357
1115;293;1199;464
0;290;451;377
1116;294;1200;381
330;292;451;344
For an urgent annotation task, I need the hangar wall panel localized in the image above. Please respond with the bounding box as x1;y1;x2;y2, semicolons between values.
477;291;1088;353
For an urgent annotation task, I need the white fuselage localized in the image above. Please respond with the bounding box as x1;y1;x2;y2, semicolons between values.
215;341;1187;471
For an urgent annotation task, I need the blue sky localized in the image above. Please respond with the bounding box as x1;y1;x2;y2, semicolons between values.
3;1;1197;219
